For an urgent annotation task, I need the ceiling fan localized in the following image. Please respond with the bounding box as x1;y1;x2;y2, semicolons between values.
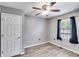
32;2;60;16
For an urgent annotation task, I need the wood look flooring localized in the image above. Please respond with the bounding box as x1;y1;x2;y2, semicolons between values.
17;43;79;57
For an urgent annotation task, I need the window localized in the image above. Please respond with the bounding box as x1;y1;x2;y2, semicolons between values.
60;18;71;39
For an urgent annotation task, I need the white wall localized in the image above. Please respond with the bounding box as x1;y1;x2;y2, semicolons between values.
49;10;79;53
23;16;48;48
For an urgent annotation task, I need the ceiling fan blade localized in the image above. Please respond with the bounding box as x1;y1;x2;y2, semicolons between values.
50;9;60;12
32;7;42;10
50;2;56;7
35;12;41;16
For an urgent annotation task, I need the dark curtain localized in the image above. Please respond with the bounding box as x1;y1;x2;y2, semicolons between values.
69;16;78;44
57;19;62;40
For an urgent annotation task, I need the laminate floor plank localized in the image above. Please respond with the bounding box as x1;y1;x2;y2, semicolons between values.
17;43;79;57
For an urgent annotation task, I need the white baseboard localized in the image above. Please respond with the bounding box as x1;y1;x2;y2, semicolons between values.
24;41;49;49
49;41;79;55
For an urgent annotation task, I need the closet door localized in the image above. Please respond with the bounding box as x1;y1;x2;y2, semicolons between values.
1;13;22;57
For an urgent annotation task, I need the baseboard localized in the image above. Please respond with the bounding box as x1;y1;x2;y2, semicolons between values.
24;41;49;49
49;41;79;55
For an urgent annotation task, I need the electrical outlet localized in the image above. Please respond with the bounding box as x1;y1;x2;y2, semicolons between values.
39;38;41;40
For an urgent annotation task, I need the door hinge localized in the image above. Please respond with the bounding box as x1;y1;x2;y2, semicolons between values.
2;34;4;37
2;51;3;54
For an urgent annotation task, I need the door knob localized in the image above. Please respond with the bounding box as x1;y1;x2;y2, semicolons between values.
17;36;20;39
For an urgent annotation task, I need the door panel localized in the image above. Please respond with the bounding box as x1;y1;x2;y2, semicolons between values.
1;13;22;57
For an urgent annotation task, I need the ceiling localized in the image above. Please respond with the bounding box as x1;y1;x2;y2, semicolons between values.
0;2;79;18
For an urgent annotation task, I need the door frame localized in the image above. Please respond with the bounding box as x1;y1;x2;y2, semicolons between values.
0;12;1;57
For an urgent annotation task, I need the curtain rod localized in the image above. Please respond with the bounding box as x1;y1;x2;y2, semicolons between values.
58;16;78;20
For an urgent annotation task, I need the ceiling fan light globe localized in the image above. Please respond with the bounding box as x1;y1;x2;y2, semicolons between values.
47;6;50;11
42;11;49;15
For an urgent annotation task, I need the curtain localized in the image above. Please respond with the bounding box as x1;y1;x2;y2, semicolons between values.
57;19;62;40
69;16;78;44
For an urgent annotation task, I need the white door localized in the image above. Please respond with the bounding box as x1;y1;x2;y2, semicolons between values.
1;13;22;57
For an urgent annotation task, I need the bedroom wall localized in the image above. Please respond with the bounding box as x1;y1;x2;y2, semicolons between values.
23;15;48;48
48;10;79;54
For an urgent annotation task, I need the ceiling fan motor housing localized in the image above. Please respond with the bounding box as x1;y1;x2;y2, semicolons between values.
42;5;48;10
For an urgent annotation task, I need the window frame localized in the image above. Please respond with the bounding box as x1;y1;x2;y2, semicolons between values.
60;18;71;39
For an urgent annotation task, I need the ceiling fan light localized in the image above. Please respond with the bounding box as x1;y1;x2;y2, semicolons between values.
42;11;49;15
47;6;50;10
